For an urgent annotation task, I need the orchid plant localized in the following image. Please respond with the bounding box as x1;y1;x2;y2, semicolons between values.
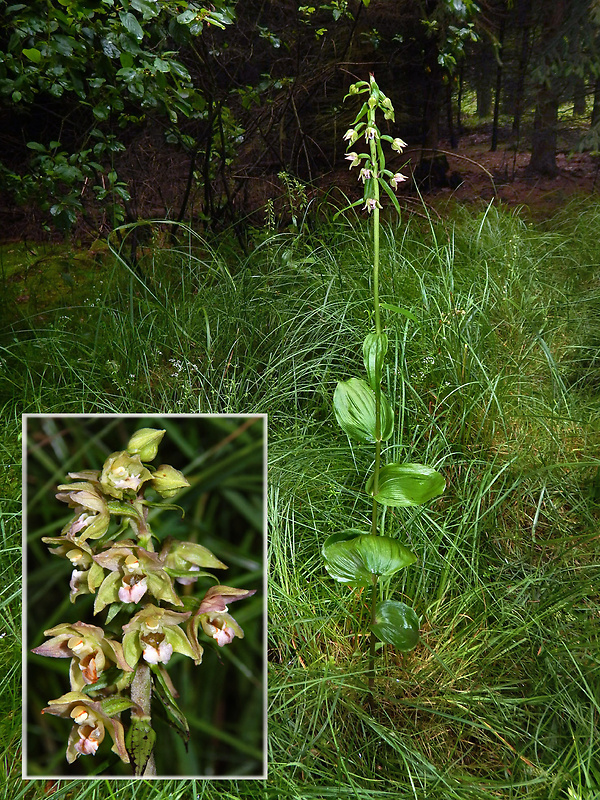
31;427;255;776
324;76;445;685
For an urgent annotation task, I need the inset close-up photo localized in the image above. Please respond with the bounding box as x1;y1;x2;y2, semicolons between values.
24;415;265;780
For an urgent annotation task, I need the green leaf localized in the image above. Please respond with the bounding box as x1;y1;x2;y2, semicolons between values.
372;600;419;651
119;11;144;41
333;378;393;443
93;103;110;120
323;531;416;587
127;718;156;776
120;51;134;68
366;462;445;507
379;174;403;217
363;332;388;390
379;302;419;323
22;48;42;63
152;666;190;744
100;696;137;717
26;141;47;152
131;0;159;19
100;37;121;58
107;500;142;519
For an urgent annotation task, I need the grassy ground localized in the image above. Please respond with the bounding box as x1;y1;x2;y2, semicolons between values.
1;199;599;798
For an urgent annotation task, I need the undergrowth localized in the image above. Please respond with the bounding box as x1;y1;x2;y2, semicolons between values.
1;199;599;798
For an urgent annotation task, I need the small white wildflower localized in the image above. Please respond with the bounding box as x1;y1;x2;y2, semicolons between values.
362;198;382;213
364;126;378;141
359;168;372;183
391;137;408;152
390;172;408;189
345;152;360;169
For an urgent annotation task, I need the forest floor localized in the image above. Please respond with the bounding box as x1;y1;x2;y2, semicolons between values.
423;130;600;215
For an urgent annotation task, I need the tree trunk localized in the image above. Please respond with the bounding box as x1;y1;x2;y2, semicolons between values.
475;39;494;117
511;0;533;139
573;76;587;116
527;0;565;176
528;89;560;176
446;81;457;148
491;11;506;152
421;0;443;151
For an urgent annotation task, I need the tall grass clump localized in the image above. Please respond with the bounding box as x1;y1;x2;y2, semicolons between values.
1;192;599;797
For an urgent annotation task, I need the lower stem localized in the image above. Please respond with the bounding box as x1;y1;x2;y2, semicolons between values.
367;579;378;693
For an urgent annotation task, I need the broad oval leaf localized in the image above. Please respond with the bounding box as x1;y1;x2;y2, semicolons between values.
372;600;419;651
367;462;445;507
333;377;393;443
22;47;42;63
363;332;388;390
323;532;416;587
119;11;144;41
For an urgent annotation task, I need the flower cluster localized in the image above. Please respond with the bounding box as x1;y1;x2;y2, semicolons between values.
32;427;256;774
343;74;409;213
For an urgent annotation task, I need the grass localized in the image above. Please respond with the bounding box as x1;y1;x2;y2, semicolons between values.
1;198;599;798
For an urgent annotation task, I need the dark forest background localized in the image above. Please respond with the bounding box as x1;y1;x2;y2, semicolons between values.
2;0;600;240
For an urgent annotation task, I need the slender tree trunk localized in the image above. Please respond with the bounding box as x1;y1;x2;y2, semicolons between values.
421;0;443;151
491;12;506;152
512;0;533;139
475;39;494;117
446;81;457;148
573;77;587;117
528;88;560;176
457;62;464;134
527;0;566;176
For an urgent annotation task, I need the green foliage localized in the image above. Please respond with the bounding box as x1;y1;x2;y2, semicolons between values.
366;462;446;507
0;0;235;229
322;530;417;587
371;599;420;651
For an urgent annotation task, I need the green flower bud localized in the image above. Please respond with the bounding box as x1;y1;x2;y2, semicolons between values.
150;465;190;498
126;428;166;462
